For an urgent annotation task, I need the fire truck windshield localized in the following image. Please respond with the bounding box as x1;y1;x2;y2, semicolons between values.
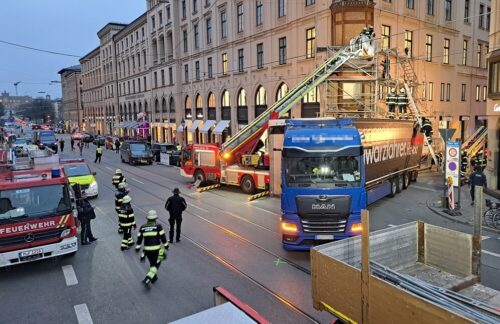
0;185;72;221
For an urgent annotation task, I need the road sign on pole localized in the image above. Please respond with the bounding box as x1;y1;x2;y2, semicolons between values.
445;141;460;187
439;128;456;141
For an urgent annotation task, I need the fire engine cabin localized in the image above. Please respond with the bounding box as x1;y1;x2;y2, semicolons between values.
0;165;78;267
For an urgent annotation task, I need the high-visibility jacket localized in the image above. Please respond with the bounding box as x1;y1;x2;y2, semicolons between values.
115;189;127;211
386;91;397;106
112;175;125;188
136;222;168;252
96;147;103;154
397;93;409;107
118;204;136;228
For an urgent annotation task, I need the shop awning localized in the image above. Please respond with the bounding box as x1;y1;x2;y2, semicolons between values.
199;120;216;134
177;120;192;133
128;121;139;129
134;121;149;129
188;120;203;133
213;120;230;135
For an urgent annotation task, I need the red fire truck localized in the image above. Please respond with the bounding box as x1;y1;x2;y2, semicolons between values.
0;161;78;267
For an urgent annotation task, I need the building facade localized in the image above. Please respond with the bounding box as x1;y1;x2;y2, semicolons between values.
58;65;82;131
0;91;32;110
80;47;103;134
486;0;499;191
74;0;491;146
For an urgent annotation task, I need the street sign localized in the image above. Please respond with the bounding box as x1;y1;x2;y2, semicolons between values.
445;141;460;187
439;128;456;141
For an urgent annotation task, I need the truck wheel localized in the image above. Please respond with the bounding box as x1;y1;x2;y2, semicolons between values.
403;173;410;189
396;175;403;193
388;179;397;197
194;170;206;186
240;175;256;195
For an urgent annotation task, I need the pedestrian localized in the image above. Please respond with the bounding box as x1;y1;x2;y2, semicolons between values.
164;188;187;243
94;144;103;163
112;169;126;189
115;182;128;234
59;139;65;153
118;195;136;250
78;141;84;156
71;138;75;151
115;138;121;154
135;210;169;287
469;166;487;205
76;194;98;245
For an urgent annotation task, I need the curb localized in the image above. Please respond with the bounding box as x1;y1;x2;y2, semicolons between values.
426;200;500;235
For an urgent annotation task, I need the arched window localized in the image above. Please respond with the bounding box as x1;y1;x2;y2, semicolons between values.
237;89;248;125
155;99;160;113
169;97;176;123
276;83;289;118
301;86;320;118
207;92;216;120
195;94;203;119
255;86;267;117
162;98;167;113
221;90;231;120
133;102;137;119
144;101;149;119
128;103;132;120
185;96;192;119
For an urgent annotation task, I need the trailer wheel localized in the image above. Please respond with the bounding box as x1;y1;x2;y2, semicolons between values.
240;175;256;195
396;175;403;193
194;169;206;186
403;173;410;189
388;179;397;197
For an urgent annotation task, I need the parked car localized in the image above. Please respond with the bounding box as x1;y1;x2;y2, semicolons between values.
93;135;106;146
12;138;29;157
151;143;177;162
120;141;153;165
83;133;95;143
169;150;182;167
105;136;120;150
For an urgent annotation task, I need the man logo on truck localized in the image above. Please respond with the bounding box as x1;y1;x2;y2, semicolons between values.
312;203;336;210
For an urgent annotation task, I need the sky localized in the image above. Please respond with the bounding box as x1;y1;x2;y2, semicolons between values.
0;0;146;99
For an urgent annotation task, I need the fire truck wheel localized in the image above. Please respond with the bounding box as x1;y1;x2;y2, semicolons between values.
403;173;410;189
388;179;397;198
240;175;256;195
194;170;206;185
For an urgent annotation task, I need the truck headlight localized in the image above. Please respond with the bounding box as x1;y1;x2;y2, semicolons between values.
281;221;298;233
60;228;71;238
89;181;98;190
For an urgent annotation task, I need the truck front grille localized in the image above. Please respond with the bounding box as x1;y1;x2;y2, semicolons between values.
0;228;64;249
301;218;347;233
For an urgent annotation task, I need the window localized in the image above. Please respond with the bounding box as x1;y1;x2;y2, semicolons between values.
182;0;186;19
279;0;286;17
306;0;315;5
237;89;248;124
443;39;450;64
194;24;200;48
381;25;391;49
404;30;413;57
486;7;491;30
256;0;263;26
490;61;500;95
143;76;147;90
238;49;244;72
425;35;432;62
445;0;452;21
440;83;445;101
195;61;200;81
279;37;287;65
168;67;173;85
154;72;158;88
407;0;414;9
161;70;165;86
167;7;171;22
193;0;198;13
222;53;228;75
257;43;264;69
237;4;244;33
151;16;156;31
159;11;163;26
462;40;468;65
221;11;227;38
206;18;212;44
476;85;480;101
205;0;210;6
207;57;213;78
427;0;434;15
183;30;188;52
255;86;267;117
461;84;466;101
143;50;147;65
479;4;484;29
483;86;487;101
138;79;141;92
306;27;316;59
428;82;433;101
446;83;451;101
132;80;135;93
184;64;189;82
477;44;482;68
464;0;470;22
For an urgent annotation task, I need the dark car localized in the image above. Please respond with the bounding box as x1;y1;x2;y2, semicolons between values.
93;135;106;146
120;141;153;165
169;150;181;167
151;143;177;162
83;133;95;143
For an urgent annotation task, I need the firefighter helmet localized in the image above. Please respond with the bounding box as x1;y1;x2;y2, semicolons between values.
147;210;158;220
399;88;405;94
115;169;122;174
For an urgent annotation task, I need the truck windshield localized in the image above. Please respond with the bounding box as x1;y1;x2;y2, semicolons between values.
285;156;362;188
41;135;56;142
0;184;72;221
64;165;90;177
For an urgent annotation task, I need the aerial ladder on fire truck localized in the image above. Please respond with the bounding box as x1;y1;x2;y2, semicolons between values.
220;32;374;164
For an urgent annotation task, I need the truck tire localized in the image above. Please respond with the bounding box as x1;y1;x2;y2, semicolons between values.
240;175;256;195
194;169;206;186
388;179;397;197
396;175;403;193
403;173;410;189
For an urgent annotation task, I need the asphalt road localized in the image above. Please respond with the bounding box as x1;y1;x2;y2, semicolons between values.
1;136;499;324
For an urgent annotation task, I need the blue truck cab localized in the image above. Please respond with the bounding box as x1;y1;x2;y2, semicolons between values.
34;130;58;153
279;118;422;250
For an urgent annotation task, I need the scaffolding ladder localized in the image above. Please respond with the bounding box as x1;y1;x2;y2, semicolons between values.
399;55;429;117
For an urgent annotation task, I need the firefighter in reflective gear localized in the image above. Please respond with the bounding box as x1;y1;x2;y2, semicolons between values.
386;88;397;119
472;150;487;171
135;210;169;287
421;117;433;144
115;182;129;234
397;88;409;119
118;195;136;250
112;169;126;189
460;150;469;177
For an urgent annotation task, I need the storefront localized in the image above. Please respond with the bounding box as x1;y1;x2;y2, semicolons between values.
212;120;230;145
200;120;216;143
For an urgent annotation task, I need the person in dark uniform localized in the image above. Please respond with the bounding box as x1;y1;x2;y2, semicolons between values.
112;169;126;189
114;138;121;154
469;166;487;205
118;195;136;250
135;210;169;287
59;139;65;153
164;188;187;243
115;182;128;234
71;138;75;151
386;88;397;119
397;88;409;119
76;195;97;245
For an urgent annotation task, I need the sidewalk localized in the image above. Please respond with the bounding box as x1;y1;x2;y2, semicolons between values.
427;184;500;234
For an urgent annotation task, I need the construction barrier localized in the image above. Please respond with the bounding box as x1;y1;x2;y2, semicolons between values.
197;183;221;193
447;176;454;210
248;191;270;201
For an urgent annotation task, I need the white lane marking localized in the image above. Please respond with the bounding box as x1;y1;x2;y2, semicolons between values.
387;224;397;228
408;185;440;192
483;250;500;258
94;206;105;215
245;203;281;217
131;178;145;184
187;203;208;213
105;166;113;171
74;304;93;324
62;265;78;286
